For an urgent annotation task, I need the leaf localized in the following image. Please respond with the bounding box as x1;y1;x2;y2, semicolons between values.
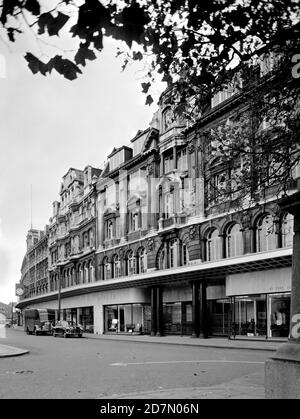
38;12;69;36
47;55;82;80
116;2;151;47
75;46;97;66
145;95;154;106
7;27;22;42
24;53;48;76
0;0;20;25
141;82;151;93
24;0;41;16
132;51;143;61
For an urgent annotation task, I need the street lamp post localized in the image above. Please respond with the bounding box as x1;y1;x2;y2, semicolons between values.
265;190;300;398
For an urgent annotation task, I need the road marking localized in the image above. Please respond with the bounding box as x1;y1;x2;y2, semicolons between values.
110;360;264;367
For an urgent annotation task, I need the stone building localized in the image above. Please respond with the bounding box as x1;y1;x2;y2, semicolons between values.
20;228;49;299
17;53;297;340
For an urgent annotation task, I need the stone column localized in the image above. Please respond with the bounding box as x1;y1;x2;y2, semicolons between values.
191;282;200;337
150;286;157;336
265;191;300;399
199;280;209;339
156;287;164;337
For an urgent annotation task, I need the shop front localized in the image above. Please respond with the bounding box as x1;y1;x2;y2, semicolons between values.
226;267;291;339
104;303;151;334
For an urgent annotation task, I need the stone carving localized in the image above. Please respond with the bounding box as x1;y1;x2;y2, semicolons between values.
189;225;197;240
188;141;195;154
147;238;155;252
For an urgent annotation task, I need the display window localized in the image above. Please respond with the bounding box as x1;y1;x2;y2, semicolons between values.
104;304;151;334
268;293;291;338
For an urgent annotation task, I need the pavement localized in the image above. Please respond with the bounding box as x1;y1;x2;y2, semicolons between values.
87;332;284;352
98;371;265;399
0;343;29;358
1;328;272;399
9;325;284;352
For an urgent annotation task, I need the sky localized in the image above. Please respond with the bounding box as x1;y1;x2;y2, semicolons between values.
0;17;164;304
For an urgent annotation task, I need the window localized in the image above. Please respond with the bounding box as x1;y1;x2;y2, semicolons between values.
256;214;277;252
89;261;95;282
211;77;242;108
206;229;222;261
130;212;140;232
137;248;147;274
281;213;293;248
182;243;189;265
107;220;114;240
103;257;110;280
112;255;121;279
159;240;179;269
177;148;188;171
126;251;136;276
165;189;174;218
164;154;174;173
209;170;228;204
169;239;178;268
225;224;244;258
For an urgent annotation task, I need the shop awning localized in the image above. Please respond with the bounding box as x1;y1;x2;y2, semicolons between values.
16;248;292;309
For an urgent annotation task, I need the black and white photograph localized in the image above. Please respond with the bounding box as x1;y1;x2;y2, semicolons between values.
0;0;299;404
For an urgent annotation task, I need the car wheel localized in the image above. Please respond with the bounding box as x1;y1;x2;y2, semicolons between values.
78;334;82;338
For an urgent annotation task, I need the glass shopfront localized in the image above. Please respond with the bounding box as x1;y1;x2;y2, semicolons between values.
78;307;94;333
230;292;291;339
60;306;94;332
232;295;267;337
104;304;151;334
163;302;193;335
208;299;232;336
268;293;290;338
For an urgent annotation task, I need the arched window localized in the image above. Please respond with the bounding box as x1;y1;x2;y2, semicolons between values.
88;260;94;282
256;214;277;252
137;248;147;274
103;257;110;280
112;255;121;278
159;248;165;270
71;267;75;286
89;229;94;248
78;264;84;284
206;228;222;261
225;224;244;258
126;250;136;276
281;213;294;248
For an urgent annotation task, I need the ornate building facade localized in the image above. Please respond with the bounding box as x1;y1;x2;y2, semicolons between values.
20;228;49;299
17;63;297;340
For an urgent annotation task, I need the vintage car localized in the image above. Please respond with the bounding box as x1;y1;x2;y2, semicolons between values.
32;320;53;335
52;320;83;338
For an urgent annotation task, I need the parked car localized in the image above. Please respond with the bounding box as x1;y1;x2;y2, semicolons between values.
24;308;55;335
52;320;83;338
